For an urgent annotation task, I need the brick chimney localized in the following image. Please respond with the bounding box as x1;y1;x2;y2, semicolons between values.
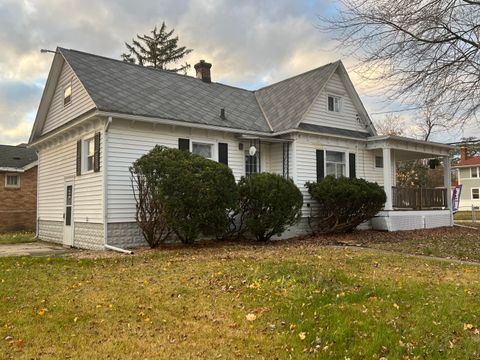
194;60;212;83
460;146;468;161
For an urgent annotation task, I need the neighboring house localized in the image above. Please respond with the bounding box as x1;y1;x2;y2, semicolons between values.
453;147;480;209
0;144;38;232
28;48;453;250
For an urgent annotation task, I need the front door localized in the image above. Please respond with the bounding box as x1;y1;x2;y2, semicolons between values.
63;180;74;246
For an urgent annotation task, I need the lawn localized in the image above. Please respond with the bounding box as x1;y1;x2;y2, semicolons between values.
1;238;480;359
454;210;479;221
0;232;36;245
333;226;480;263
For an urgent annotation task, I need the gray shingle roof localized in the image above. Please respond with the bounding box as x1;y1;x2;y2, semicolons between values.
0;144;37;169
298;123;370;139
255;62;338;131
59;48;271;133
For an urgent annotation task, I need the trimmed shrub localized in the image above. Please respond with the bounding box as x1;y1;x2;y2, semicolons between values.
305;176;386;234
131;146;238;244
238;173;303;242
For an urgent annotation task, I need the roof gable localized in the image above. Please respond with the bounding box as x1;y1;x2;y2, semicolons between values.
254;62;338;132
299;67;374;135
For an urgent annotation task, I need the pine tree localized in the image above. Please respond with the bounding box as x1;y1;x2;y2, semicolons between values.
121;22;193;73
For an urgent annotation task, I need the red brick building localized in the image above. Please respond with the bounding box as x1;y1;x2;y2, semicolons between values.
0;144;38;232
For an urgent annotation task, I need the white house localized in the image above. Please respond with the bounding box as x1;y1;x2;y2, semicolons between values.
29;48;453;250
453;147;480;209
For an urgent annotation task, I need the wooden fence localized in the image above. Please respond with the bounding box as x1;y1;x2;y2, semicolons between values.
392;187;448;210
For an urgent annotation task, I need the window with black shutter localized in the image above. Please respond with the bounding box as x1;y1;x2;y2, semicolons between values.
178;138;190;151
94;132;101;172
349;153;356;179
76;140;82;176
316;150;324;181
218;143;228;166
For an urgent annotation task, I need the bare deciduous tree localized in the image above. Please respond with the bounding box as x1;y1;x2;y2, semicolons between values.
320;0;480;124
130;170;170;248
374;113;406;136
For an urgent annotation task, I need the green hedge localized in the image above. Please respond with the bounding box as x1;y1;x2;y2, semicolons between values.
238;173;303;241
306;176;386;234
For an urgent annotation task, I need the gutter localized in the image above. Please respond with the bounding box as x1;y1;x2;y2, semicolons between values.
101;116;131;254
95;111;274;137
0;161;38;173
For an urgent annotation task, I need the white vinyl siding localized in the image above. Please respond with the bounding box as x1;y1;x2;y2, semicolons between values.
42;61;95;135
301;72;369;134
107;121;244;223
454;167;480;208
293;133;384;214
37;131;103;223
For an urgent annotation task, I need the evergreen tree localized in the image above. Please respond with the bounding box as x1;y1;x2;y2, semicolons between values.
121;22;192;73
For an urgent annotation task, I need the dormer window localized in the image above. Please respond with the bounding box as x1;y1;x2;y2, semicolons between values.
328;95;342;112
64;82;72;106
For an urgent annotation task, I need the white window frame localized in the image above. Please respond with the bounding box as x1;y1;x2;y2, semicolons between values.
471;167;479;178
327;94;342;113
325;149;348;178
5;174;20;189
190;140;216;161
472;188;480;200
375;155;384;169
245;150;261;177
82;137;95;174
64;81;72;107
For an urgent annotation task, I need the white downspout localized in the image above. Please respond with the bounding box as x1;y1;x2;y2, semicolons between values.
102;117;132;254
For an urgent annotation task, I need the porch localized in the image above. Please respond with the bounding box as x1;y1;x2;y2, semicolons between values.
367;135;454;231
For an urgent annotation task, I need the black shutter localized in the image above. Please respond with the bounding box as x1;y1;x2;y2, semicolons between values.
76;140;82;176
218;143;228;166
349;153;356;179
316;150;324;182
94;132;101;173
178;138;190;151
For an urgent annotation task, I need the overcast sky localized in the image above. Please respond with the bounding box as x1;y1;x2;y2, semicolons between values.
0;0;477;145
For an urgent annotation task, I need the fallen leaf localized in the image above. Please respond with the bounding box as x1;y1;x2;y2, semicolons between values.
299;332;306;340
246;313;256;321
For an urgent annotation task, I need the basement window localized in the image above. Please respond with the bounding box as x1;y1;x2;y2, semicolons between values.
64;82;72;106
5;174;20;188
327;95;342;112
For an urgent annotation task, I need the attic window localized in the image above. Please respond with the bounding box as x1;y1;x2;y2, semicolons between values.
328;95;342;112
64;82;72;106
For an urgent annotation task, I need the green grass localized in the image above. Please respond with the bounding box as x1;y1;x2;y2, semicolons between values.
1;242;480;359
454;211;479;221
362;228;480;262
0;232;36;245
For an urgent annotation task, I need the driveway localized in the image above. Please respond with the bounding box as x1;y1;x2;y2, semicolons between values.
0;242;72;257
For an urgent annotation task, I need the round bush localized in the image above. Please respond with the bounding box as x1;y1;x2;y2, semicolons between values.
238;173;303;242
305;176;386;234
131;146;238;244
